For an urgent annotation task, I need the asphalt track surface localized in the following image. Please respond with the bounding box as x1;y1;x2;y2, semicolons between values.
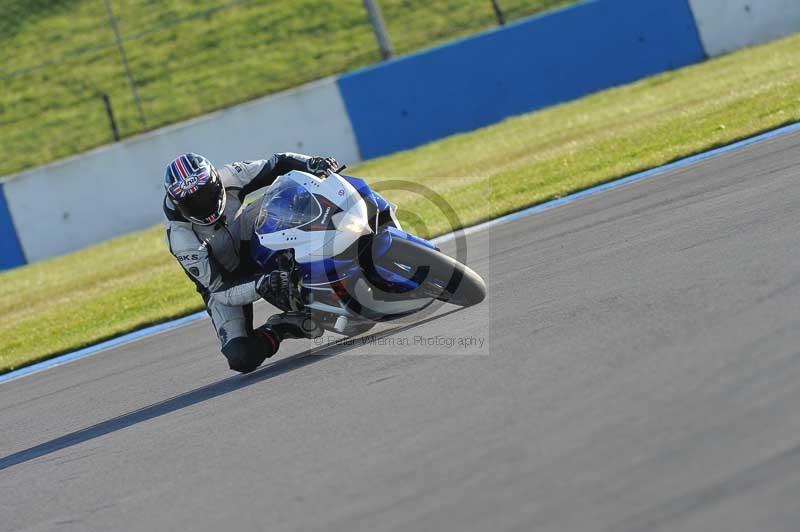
3;131;800;531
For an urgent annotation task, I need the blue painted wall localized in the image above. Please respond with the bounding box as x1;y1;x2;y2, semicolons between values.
338;0;705;159
0;183;26;269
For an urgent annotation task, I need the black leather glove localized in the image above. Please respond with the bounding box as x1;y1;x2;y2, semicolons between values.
256;271;291;301
306;156;338;177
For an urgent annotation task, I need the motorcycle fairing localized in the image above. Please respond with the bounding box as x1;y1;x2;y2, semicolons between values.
250;171;441;319
254;171;371;264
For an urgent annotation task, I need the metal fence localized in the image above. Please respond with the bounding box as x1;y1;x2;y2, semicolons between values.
0;0;572;177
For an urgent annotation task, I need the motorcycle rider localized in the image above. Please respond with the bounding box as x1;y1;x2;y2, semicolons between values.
163;152;338;373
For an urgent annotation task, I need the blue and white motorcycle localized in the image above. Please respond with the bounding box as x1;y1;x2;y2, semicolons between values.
249;169;486;337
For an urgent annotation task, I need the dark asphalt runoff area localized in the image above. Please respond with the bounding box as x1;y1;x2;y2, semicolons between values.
2;130;800;532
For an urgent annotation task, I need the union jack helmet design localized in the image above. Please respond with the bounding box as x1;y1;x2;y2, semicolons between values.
164;153;226;225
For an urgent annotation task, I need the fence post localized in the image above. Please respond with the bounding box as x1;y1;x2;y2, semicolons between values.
491;0;506;25
101;93;121;141
104;0;147;127
364;0;393;60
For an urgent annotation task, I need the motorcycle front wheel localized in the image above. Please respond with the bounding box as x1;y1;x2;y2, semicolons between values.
368;237;487;307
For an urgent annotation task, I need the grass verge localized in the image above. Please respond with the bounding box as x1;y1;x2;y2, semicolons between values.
1;32;799;373
0;0;573;177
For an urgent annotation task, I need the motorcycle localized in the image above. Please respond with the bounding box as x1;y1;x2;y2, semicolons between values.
249;169;486;337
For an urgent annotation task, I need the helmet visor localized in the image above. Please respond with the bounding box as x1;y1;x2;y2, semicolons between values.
174;171;225;225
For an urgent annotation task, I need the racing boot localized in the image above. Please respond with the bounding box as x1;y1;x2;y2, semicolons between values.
260;312;323;340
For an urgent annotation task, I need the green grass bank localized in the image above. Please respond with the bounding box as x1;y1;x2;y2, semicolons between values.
0;0;573;177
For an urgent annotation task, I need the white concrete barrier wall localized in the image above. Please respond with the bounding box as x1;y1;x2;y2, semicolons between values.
688;0;800;57
3;77;361;263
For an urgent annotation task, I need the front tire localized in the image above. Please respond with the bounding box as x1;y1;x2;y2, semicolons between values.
372;237;486;307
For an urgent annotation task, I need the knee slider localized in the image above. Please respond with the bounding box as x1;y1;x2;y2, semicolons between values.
222;337;266;374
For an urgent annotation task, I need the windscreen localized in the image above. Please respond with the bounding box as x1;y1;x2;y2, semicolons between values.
255;175;321;234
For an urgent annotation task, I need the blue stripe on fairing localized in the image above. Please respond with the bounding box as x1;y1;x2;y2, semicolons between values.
0;182;26;270
2;121;799;384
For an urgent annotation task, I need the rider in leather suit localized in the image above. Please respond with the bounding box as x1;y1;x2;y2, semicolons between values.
163;152;337;373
